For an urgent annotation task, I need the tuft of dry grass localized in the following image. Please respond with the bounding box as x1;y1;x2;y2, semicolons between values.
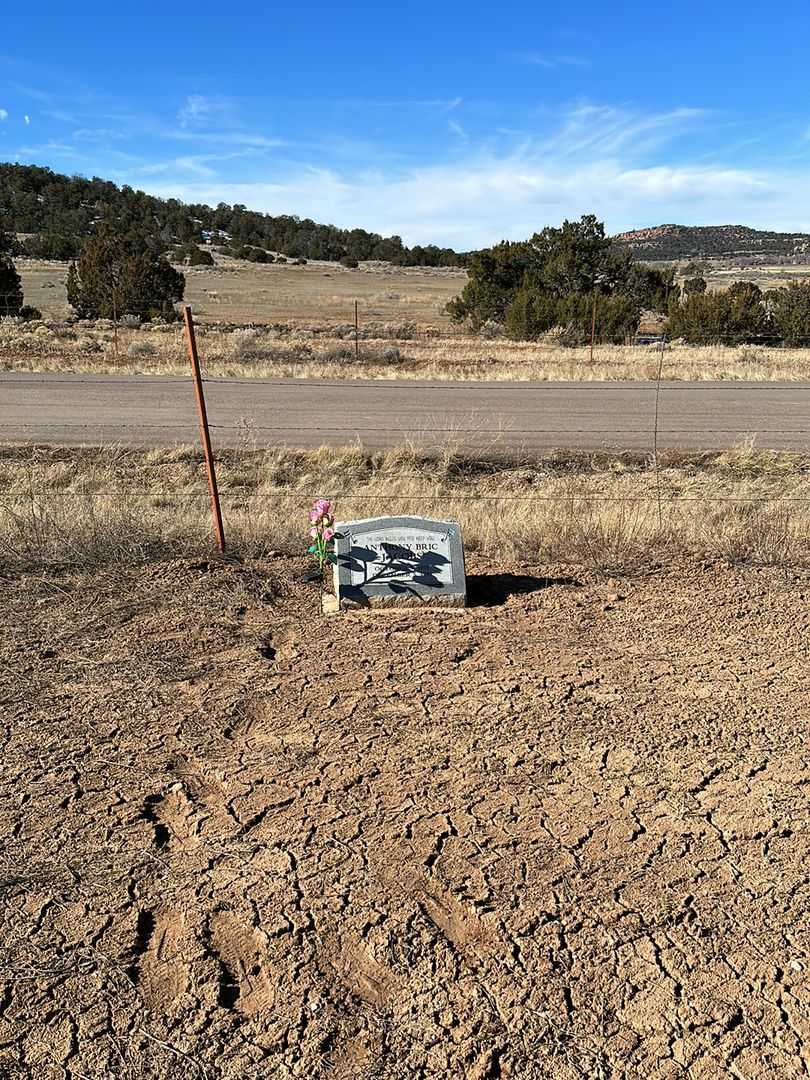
2;441;808;575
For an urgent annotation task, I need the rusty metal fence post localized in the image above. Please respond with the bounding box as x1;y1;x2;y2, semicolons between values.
182;305;226;553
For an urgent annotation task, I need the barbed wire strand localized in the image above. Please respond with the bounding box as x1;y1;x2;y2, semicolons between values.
3;493;810;503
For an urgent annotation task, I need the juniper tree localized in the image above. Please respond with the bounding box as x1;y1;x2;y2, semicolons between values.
0;216;23;316
67;225;185;320
0;256;23;316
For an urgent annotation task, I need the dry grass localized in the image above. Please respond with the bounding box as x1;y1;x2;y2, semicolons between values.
2;441;808;575
10;255;810;381
5;317;810;382
20;253;810;327
16;256;465;327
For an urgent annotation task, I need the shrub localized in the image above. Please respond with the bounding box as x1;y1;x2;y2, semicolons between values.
322;344;354;363
22;233;81;260
771;282;810;346
173;244;215;267
67;226;185;321
340;256;358;269
127;339;157;357
0;256;23;316
665;282;768;344
504;286;560;340
18;304;42;321
505;288;641;344
447;241;533;328
665;292;732;344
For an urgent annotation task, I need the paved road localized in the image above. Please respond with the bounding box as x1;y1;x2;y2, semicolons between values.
2;374;809;453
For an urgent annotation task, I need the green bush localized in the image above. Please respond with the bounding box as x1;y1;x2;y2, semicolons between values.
504;284;560;339
67;225;185;321
665;282;767;344
770;282;810;346
448;241;538;329
505;289;640;345
339;255;358;269
22;233;81;260
0;256;23;316
172;244;215;267
447;216;668;338
18;304;42;321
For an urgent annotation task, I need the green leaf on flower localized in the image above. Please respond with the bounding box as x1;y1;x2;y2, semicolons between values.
307;545;317;553
326;553;337;564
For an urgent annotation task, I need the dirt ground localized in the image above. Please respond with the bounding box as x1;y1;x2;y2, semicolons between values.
1;555;809;1078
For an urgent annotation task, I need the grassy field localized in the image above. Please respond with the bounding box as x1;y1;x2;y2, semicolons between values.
16;255;465;328
9;256;810;382
5;318;810;382
2;441;808;573
19;252;810;326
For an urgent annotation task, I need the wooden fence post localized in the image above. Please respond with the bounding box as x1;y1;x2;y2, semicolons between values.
182;305;226;553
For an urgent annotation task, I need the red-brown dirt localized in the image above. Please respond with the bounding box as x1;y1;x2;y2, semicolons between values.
1;556;809;1078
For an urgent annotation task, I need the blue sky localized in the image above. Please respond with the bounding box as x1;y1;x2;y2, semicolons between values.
2;0;809;248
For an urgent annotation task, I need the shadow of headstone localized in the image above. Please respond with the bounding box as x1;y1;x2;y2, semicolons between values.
467;574;582;608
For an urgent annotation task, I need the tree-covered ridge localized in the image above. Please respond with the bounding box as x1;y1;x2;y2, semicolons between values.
0;163;465;267
614;224;810;261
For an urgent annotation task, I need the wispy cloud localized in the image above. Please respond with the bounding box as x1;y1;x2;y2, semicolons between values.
0;108;8;121
141;103;809;245
7;86;810;244
536;104;708;159
73;127;129;142
136;147;270;179
332;97;465;112
170;130;285;148
15;141;77;158
147;157;804;247
521;52;589;68
177;94;238;129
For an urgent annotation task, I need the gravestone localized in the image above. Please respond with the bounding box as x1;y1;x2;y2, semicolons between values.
332;516;466;609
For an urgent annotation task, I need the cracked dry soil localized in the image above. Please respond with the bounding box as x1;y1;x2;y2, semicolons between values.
1;556;809;1079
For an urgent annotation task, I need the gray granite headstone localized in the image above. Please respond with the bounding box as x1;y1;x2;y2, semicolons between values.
333;516;466;609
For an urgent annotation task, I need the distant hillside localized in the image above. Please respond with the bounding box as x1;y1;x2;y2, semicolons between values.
0;162;464;267
614;224;810;262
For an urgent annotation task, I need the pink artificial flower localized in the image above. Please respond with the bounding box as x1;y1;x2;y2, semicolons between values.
315;498;331;513
309;527;319;538
308;509;321;523
322;527;335;541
